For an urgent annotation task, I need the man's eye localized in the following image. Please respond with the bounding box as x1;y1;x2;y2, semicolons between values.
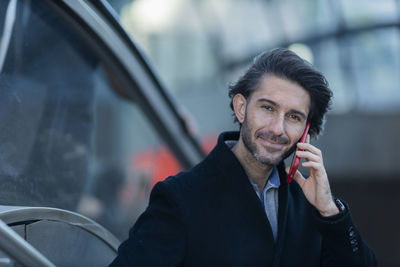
289;114;301;121
262;105;273;111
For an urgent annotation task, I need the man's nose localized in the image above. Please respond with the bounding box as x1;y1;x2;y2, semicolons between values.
269;115;285;136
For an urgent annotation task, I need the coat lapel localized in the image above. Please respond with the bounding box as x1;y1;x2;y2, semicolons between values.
212;132;278;246
272;162;290;266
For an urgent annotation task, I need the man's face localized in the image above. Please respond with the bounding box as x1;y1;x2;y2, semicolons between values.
238;75;310;166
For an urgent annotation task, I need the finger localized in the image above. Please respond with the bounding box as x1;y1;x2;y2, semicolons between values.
302;161;323;169
296;150;320;163
302;161;327;178
285;165;290;174
285;165;306;186
297;142;322;156
293;170;307;188
302;161;328;181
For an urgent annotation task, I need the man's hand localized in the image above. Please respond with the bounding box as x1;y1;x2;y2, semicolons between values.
286;136;339;217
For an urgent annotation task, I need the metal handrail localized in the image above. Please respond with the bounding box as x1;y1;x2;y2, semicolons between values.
0;0;17;73
0;219;55;267
0;205;120;251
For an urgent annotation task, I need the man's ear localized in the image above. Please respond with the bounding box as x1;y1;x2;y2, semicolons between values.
232;94;247;124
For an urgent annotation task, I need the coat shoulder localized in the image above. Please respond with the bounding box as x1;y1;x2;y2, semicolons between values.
161;156;217;196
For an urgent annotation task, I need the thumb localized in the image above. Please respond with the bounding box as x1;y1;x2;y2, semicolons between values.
285;166;306;187
293;170;307;188
285;165;291;174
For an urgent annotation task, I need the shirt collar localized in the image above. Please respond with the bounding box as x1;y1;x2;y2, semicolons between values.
249;167;281;197
266;167;280;190
223;138;281;191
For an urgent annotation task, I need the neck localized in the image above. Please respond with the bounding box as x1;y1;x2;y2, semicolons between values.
232;138;274;193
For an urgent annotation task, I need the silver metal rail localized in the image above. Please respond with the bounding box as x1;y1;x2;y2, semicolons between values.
0;205;120;251
0;219;55;267
0;0;17;73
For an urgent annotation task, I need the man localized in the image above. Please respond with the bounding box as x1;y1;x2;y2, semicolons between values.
110;48;376;266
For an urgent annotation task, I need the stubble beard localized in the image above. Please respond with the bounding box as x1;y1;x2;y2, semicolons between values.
241;116;291;166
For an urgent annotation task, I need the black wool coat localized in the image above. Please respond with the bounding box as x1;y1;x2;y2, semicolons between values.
110;132;377;267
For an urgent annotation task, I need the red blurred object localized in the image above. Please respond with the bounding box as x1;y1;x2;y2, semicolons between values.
132;134;217;189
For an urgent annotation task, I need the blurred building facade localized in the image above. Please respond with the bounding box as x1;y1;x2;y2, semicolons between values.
108;0;400;265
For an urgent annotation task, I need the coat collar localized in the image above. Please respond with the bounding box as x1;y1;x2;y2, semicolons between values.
205;131;290;260
209;131;288;186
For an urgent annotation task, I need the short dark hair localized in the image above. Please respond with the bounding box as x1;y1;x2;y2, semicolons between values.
228;48;332;138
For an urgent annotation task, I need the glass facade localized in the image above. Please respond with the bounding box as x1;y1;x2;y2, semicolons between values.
110;0;400;131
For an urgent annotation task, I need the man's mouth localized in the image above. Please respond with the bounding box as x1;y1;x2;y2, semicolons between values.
256;132;289;144
255;131;290;153
258;137;285;152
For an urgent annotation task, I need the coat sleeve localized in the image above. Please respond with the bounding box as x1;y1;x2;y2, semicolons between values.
313;199;377;267
109;180;186;267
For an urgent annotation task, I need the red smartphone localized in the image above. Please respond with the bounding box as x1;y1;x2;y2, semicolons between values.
287;121;311;184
